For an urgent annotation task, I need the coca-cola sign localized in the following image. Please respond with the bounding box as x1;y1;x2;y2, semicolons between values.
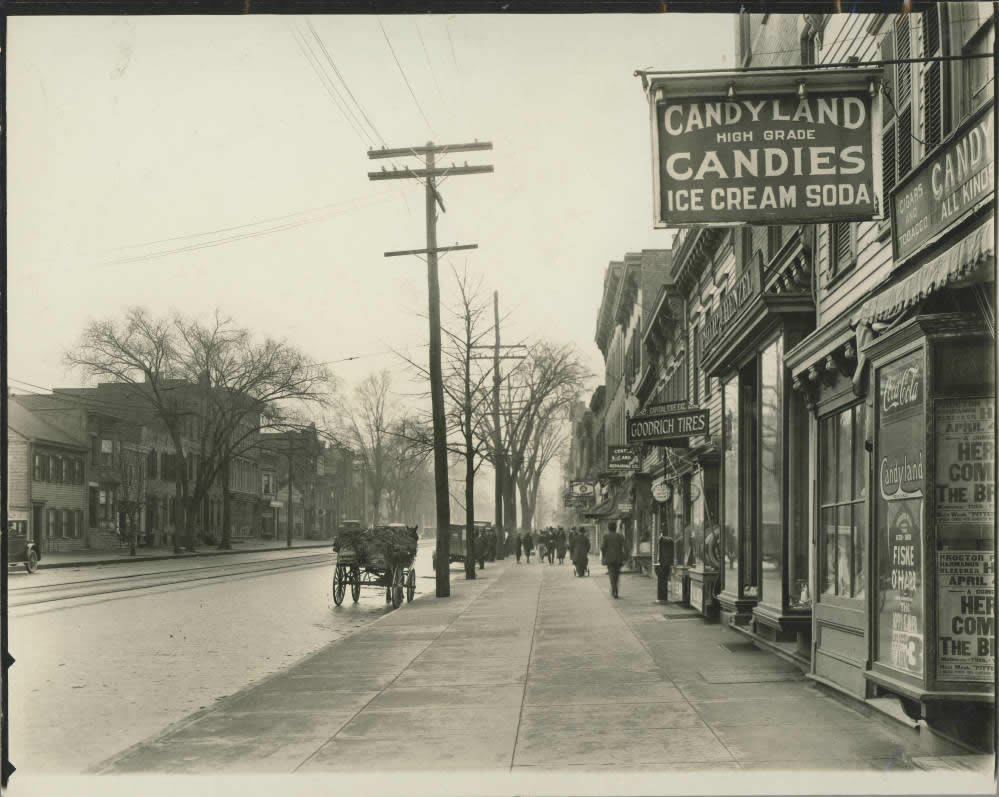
880;358;922;418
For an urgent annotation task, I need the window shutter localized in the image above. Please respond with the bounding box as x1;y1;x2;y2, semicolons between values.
882;123;897;201
922;8;944;151
836;223;852;264
924;60;943;150
881;29;895;123
895;16;912;104
897;105;913;177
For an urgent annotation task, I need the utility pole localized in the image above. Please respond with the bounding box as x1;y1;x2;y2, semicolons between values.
368;140;493;598
493;291;504;559
286;436;294;549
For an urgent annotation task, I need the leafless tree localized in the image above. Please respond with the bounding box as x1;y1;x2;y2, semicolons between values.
67;308;334;551
477;342;590;530
116;446;147;557
395;266;498;579
340;370;408;525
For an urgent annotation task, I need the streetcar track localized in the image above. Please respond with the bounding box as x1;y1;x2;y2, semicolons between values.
9;552;333;594
9;556;334;608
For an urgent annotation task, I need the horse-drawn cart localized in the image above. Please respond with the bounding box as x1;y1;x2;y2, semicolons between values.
332;524;418;609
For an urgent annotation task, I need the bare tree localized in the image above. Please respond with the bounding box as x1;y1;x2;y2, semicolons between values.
516;413;570;530
477;342;590;531
341;371;406;525
67;308;197;552
395;266;498;579
68;308;334;551
175;313;333;549
116;446;147;557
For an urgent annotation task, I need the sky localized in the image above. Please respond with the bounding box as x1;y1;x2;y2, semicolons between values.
8;14;732;510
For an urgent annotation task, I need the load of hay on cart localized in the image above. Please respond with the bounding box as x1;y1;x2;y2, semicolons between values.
332;523;419;609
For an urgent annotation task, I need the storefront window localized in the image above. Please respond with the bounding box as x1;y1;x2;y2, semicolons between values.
689;474;705;567
722;376;739;589
819;403;868;599
741;363;759;595
760;338;784;609
788;389;811;609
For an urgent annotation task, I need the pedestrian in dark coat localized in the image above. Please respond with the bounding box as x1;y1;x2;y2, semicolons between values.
515;532;523;563
522;532;534;563
571;529;591;577
476;531;487;570
601;521;628;598
556;533;568;565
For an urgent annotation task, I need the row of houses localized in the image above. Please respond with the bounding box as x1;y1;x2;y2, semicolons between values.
7;380;369;554
563;6;994;752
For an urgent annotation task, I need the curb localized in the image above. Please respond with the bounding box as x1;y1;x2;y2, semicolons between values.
37;542;334;570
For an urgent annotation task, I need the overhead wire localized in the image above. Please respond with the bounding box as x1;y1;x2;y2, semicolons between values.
305;17;388;148
377;16;436;137
288;19;374;147
105;192;396;254
95;195;396;268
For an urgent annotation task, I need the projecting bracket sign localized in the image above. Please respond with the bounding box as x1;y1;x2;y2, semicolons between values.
626;408;709;446
643;67;883;228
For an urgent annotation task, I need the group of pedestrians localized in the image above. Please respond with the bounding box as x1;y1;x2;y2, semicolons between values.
510;521;628;599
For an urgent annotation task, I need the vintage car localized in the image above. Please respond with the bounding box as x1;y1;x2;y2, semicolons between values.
7;520;40;573
432;523;469;572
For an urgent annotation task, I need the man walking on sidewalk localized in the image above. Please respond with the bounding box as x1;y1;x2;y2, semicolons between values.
601;520;627;599
515;532;523;563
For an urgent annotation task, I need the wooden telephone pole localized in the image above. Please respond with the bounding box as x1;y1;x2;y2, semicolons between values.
368;141;493;598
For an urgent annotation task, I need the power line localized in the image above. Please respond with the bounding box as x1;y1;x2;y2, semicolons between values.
305;17;387;148
289;20;373;147
414;17;451;126
96;196;396;268
377;16;436;137
106;192;395;254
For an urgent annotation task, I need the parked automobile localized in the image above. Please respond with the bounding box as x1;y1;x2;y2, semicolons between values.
432;524;468;572
7;520;40;574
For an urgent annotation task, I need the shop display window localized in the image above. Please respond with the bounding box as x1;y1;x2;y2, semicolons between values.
759;337;784;609
818;402;868;601
787;389;811;609
722;375;739;589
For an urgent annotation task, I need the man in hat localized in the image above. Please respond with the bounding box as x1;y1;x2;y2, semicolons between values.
600;520;627;599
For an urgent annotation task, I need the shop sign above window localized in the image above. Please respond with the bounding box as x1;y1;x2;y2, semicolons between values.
626;408;709;446
699;251;762;357
891;103;994;264
644;68;881;227
607;445;640;472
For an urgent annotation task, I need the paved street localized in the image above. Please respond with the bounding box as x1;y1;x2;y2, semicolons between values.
7;540;439;774
75;559;992;790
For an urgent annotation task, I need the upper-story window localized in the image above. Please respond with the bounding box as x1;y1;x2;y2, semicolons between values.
828;221;857;282
951;2;995;119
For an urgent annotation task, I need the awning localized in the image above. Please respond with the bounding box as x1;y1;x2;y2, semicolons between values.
584;485;618;519
851;217;994;329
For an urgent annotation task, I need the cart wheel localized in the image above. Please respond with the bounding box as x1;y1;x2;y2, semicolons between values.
350;565;361;602
332;564;347;606
391;566;404;609
406;568;416;603
25;549;39;574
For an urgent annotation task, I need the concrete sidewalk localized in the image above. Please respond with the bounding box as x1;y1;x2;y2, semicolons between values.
94;559;991;781
37;537;333;569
